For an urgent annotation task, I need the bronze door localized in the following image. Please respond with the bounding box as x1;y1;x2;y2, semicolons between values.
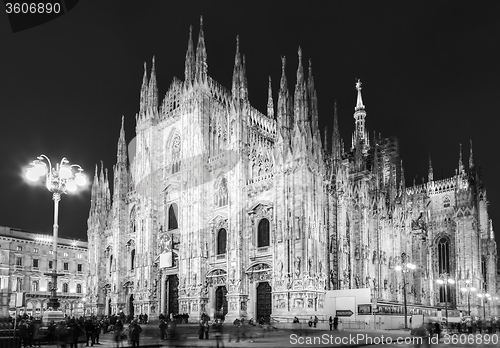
168;275;179;316
215;286;228;319
256;281;272;323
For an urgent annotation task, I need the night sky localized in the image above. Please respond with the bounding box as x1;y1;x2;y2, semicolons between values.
1;1;499;249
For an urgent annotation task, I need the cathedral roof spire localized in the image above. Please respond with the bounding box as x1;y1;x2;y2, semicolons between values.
332;100;341;161
355;79;365;111
352;79;368;151
469;138;475;170
231;35;247;101
294;47;306;124
458;143;465;175
277;56;291;130
117;116;128;166
184;25;195;85
195;16;207;83
428;153;433;182
147;56;158;113
308;59;319;134
267;76;274;118
139;61;149;116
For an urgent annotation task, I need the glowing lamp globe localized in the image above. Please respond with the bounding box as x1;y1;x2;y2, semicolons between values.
26;167;39;182
75;172;86;186
59;165;72;179
66;180;77;192
395;265;402;271
34;161;47;176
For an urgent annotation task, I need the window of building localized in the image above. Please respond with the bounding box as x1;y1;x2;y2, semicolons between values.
63;252;68;257
33;248;39;253
49;250;53;255
481;256;487;291
215;178;228;207
77;264;82;272
16;257;22;266
31;280;39;292
77;253;82;259
63;262;69;271
168;203;179;230
33;259;39;268
171;135;181;173
131;249;136;270
62;283;68;293
17;278;23;291
16;246;22;251
76;283;82;294
438;237;451;302
257;218;270;248
217;228;227;255
49;261;53;269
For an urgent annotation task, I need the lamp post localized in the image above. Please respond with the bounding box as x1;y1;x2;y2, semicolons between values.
26;155;86;320
460;280;476;316
477;292;491;318
395;252;416;330
437;273;455;329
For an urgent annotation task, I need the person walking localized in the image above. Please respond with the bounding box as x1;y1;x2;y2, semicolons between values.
329;316;333;330
313;316;318;328
128;320;142;348
333;315;339;330
113;319;124;348
213;319;224;348
159;319;168;340
85;319;94;346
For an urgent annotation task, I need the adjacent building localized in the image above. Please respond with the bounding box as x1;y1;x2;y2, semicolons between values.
86;19;498;322
0;226;88;318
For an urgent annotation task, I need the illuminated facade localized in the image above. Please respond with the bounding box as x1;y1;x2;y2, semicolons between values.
0;226;88;318
86;19;498;322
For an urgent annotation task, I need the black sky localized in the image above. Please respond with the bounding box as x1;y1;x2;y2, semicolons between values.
0;1;499;247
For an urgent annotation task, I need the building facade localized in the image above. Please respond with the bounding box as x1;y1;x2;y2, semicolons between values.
86;19;498;322
0;226;88;318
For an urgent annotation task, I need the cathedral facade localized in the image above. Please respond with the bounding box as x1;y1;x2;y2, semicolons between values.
86;19;498;322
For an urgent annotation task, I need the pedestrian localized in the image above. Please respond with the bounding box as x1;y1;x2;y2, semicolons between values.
313;316;318;328
213;319;224;348
113;319;124;348
308;316;313;327
85;319;94;346
203;319;210;339
128;320;142;348
333;315;339;330
159;319;167;340
329;316;333;330
92;320;100;345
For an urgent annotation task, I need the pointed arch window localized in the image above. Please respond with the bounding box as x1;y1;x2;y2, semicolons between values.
172;135;181;173
168;203;179;230
217;228;227;255
215;178;228;207
438;237;451;302
257;218;270;248
131;249;136;270
481;255;487;291
443;196;451;208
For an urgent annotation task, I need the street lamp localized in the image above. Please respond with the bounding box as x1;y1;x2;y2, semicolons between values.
26;155;86;321
395;252;416;330
477;292;491;318
437;273;455;329
460;280;476;316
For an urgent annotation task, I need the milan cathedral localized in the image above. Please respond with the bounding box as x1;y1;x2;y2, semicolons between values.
86;18;498;322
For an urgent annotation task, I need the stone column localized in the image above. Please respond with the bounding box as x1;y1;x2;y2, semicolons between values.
160;273;166;316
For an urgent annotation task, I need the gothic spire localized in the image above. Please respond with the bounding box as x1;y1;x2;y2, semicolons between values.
352;79;368;150
323;127;328;152
195;16;207;83
267;76;274;118
139;62;149;116
331;100;341;161
469;139;475;170
294;47;306;124
308;59;319;133
117;116;128;166
241;54;248;100
458;143;465;175
277;56;290;130
231;35;242;99
184;25;195;84
428;153;433;182
355;79;365;111
147;56;158;112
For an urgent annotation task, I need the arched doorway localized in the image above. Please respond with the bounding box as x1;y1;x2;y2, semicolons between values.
215;286;228;320
256;281;272;323
167;275;179;317
129;294;134;316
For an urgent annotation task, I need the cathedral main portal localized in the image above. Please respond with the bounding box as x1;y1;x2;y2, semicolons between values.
215;286;228;320
256;282;272;323
167;275;179;317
